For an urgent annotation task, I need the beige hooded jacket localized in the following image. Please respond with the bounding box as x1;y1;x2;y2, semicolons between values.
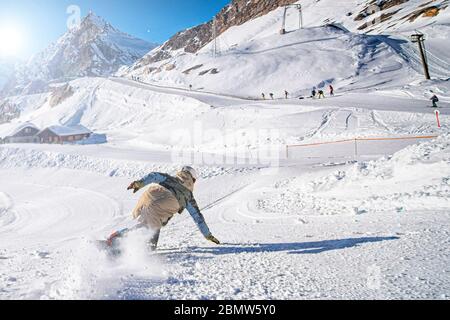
131;171;202;232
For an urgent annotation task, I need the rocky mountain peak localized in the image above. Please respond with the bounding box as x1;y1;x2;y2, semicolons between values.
135;0;298;67
5;13;157;96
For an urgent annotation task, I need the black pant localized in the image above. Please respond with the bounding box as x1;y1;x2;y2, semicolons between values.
148;229;161;251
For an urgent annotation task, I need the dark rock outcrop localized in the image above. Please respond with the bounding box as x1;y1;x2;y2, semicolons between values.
0;100;20;124
138;0;299;65
49;84;74;107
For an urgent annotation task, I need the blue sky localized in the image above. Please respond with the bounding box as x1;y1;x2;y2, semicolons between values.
0;0;231;59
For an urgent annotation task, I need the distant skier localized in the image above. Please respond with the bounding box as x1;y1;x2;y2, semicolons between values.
285;90;289;99
262;93;266;100
430;94;439;108
270;93;274;100
311;89;317;98
106;166;220;251
189;84;193;91
329;85;334;96
318;90;325;99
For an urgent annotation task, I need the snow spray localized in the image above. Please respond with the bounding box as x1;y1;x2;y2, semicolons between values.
47;230;166;299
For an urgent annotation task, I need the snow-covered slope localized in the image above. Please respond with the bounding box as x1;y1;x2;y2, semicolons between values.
125;25;418;97
132;0;449;65
15;13;157;87
1;77;448;152
122;0;449;97
298;0;450;79
297;0;449;34
0;78;210;146
0;122;449;300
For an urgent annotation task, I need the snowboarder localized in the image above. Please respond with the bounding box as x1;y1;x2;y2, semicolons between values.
262;93;266;100
106;166;220;251
285;90;289;99
318;90;325;99
329;85;334;96
431;95;439;108
270;93;274;100
311;89;317;98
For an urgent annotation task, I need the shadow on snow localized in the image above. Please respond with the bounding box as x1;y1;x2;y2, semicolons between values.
184;236;400;255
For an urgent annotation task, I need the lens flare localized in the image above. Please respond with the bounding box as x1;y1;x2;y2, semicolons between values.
0;26;23;57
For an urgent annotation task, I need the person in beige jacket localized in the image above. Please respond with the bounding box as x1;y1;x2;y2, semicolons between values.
106;166;220;251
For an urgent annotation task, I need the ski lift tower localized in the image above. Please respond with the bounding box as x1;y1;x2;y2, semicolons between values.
411;32;431;80
212;16;220;58
280;4;303;35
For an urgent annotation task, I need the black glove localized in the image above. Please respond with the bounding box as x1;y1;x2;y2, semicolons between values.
127;181;144;194
206;234;220;245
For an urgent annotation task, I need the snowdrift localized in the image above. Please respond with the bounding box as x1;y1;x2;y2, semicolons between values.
258;134;450;216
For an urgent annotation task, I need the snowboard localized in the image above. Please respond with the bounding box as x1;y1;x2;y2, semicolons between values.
94;240;160;257
94;240;122;257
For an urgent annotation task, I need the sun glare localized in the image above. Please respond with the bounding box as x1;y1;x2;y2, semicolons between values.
0;26;23;57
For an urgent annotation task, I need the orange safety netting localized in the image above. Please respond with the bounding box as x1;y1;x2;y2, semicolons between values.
286;135;438;158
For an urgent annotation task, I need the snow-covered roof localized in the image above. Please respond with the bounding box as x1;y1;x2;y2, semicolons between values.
41;125;92;137
2;122;40;138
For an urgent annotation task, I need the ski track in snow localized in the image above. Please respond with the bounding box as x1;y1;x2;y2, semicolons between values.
1;1;450;299
1;134;449;299
1;76;449;299
0;78;449;299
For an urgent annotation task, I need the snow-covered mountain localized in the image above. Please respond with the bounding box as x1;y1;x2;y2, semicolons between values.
15;13;157;86
0;59;16;92
131;0;448;65
122;0;449;96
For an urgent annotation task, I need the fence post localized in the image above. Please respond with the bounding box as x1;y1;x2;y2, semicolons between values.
435;110;441;128
354;138;358;161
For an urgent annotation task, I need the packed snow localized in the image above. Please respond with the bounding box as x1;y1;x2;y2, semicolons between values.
0;0;449;300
